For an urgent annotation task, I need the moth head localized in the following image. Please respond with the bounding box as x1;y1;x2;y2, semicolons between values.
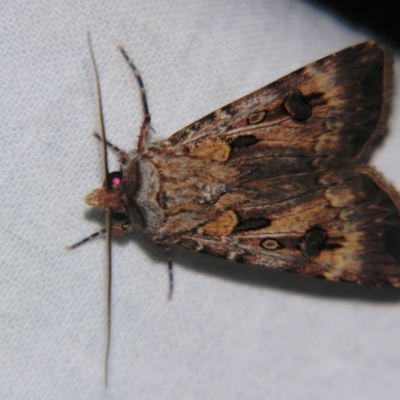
85;170;127;216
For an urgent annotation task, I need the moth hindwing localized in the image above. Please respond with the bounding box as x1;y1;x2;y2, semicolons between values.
85;41;400;288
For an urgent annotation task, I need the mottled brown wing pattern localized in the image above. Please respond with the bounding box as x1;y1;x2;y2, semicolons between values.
172;167;400;286
141;41;400;286
164;42;392;177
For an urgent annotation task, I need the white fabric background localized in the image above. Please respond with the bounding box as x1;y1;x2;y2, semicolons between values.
1;1;400;399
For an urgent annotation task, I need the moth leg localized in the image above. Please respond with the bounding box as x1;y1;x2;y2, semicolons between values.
118;45;151;152
93;132;123;153
92;132;129;165
66;221;131;250
159;244;174;300
66;228;106;250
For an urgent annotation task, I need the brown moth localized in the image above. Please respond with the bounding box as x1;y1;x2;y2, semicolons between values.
86;40;400;285
72;38;400;384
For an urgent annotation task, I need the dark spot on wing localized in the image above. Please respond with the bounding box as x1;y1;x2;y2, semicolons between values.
229;135;260;149
300;227;328;258
283;90;312;121
233;217;271;233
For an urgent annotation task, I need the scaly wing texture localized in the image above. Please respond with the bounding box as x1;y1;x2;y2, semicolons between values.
162;41;392;177
141;41;400;286
172;168;400;286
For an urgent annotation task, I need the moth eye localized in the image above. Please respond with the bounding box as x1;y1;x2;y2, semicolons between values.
108;171;123;188
112;176;121;187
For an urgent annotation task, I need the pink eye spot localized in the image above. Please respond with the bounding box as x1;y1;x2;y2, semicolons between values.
111;177;121;187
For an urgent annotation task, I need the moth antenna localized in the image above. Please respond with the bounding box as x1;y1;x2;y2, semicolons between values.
87;31;113;388
66;228;106;250
87;33;111;188
117;44;151;152
104;210;113;388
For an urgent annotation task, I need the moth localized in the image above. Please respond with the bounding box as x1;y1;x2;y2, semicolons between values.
71;38;400;384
